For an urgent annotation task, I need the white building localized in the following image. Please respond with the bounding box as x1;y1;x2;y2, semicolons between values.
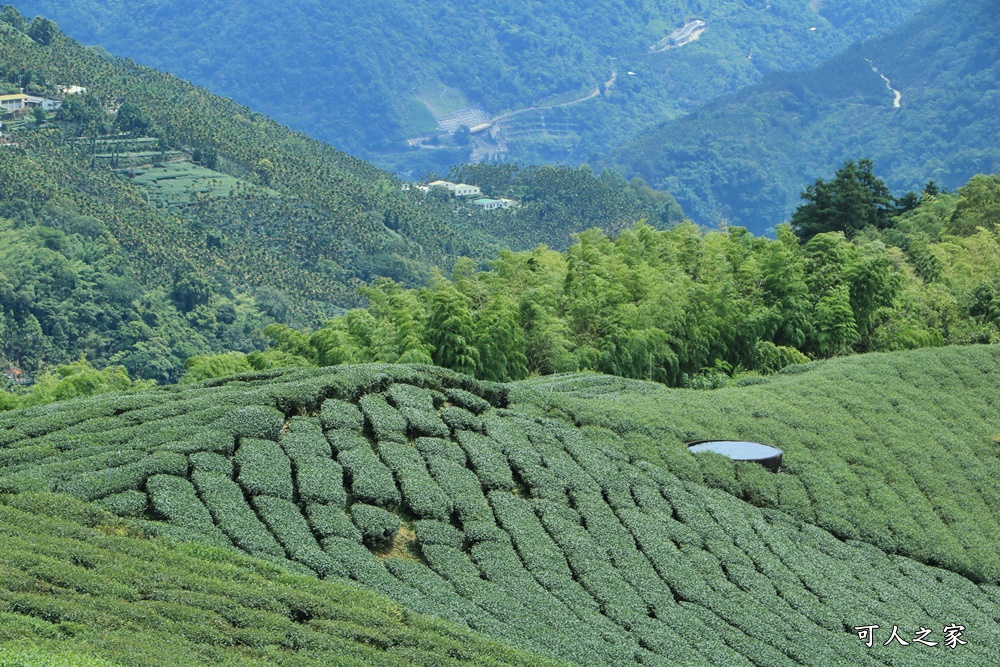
473;197;504;211
453;183;481;197
426;180;482;198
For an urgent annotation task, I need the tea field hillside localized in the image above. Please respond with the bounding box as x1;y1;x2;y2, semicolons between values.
530;345;1000;584
0;356;999;665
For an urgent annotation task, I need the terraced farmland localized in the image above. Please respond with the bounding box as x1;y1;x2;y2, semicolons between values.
1;359;999;665
531;345;1000;585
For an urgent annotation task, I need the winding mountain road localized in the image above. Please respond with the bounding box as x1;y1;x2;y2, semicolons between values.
866;58;901;108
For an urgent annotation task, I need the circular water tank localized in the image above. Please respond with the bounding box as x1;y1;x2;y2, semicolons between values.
687;440;783;472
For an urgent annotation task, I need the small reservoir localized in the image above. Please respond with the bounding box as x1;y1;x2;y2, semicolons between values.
688;440;783;472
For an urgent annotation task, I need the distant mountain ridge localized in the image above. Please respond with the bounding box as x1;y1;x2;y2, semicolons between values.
613;0;1000;232
9;0;931;173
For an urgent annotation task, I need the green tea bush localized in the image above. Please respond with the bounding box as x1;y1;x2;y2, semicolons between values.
378;442;452;520
295;455;347;506
325;430;372;455
252;495;345;577
146;474;231;547
93;489;148;517
359;394;408;443
463;520;504;546
443;388;491;414
489;492;572;580
338;446;400;507
235;438;294;500
306;503;362;542
399;405;451;438
161;429;235;456
191;470;285;560
426;457;494;522
320;399;365;433
414;437;468;466
440;406;484;434
188;451;233;476
57;452;188;501
386;384;438;411
217;406;284;441
414;520;464;549
455;432;515;491
351;502;401;550
319;537;403;596
281;430;332;460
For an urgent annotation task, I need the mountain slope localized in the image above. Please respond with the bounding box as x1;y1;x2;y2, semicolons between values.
614;0;1000;232
1;356;999;665
8;0;930;171
0;20;678;381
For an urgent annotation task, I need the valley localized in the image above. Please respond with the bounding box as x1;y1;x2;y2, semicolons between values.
0;4;999;666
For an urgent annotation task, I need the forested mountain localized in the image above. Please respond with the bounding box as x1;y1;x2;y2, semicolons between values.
2;357;1000;665
0;17;676;382
8;0;929;173
614;0;1000;232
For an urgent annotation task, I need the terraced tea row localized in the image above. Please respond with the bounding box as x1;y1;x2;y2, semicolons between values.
1;363;998;665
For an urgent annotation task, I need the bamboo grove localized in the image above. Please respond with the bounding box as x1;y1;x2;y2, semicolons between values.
190;173;1000;387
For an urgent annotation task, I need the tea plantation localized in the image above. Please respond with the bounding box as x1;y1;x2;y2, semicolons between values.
530;345;1000;584
1;357;999;665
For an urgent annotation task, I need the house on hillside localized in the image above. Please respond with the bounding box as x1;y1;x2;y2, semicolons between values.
453;183;481;197
2;367;30;387
55;85;88;96
426;180;482;198
0;94;28;113
472;197;504;211
25;96;62;111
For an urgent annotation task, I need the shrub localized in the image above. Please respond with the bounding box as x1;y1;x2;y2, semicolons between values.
455;431;515;491
338;446;400;507
414;520;464;549
252;495;345;577
440;406;483;433
192;470;285;560
414;437;467;466
235;438;294;500
161;429;235;456
319;399;364;432
378;442;452;520
325;431;371;455
57;452;189;501
399;406;450;438
443;388;491;414
217;406;285;441
385;384;437;411
146;474;230;547
93;490;148;517
351;503;400;550
281;430;332;460
295;455;347;506
305;503;362;542
189;451;233;477
359;394;408;443
427;457;494;522
463;520;504;545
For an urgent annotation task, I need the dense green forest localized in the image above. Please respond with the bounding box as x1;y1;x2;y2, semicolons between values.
9;0;929;172
614;0;1000;232
0;16;677;383
1;359;999;665
182;167;1000;388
